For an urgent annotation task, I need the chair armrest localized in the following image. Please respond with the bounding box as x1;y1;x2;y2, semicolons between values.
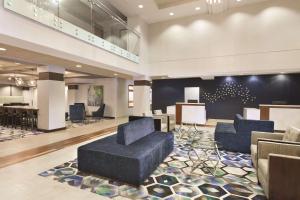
269;154;300;199
237;119;274;133
251;131;283;145
258;140;300;159
153;114;168;123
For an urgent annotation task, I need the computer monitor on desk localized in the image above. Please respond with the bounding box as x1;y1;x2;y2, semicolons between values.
187;99;199;103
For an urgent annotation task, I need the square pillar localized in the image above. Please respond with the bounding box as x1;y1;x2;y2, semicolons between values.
37;66;66;131
133;79;152;116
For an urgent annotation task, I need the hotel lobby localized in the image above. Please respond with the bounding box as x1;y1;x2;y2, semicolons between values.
0;0;299;199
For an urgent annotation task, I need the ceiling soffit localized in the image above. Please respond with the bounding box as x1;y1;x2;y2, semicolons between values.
154;0;199;9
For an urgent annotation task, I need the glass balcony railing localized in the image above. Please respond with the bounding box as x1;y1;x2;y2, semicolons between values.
4;0;140;62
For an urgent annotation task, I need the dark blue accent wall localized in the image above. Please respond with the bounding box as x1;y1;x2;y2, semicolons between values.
152;74;300;119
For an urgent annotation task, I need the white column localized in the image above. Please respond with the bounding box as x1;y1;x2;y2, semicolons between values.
37;66;66;131
133;76;152;116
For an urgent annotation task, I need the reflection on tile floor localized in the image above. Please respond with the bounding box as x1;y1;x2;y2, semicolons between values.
39;137;266;200
0;126;44;142
0;119;102;142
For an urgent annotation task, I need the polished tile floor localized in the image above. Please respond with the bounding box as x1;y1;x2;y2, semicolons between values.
37;127;265;200
0;118;104;143
0;118;127;158
0;123;265;200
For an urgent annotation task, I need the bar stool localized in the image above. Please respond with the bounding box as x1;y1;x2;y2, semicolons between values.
15;109;27;130
6;108;17;128
0;107;5;126
26;110;37;130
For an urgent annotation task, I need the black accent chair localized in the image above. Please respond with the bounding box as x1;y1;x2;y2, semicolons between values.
92;104;105;120
69;104;86;123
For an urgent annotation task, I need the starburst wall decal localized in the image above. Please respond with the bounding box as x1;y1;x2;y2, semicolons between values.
201;81;256;104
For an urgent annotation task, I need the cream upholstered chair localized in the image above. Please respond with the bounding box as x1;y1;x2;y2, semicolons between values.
251;127;300;167
251;131;284;168
255;127;300;199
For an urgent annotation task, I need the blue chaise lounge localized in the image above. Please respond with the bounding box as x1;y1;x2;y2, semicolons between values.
214;114;274;153
77;117;174;185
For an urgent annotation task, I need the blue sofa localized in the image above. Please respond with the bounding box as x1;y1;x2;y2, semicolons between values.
77;117;174;185
214;114;274;153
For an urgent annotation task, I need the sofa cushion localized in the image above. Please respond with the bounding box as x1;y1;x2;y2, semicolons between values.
283;127;300;142
117;117;155;145
215;122;237;134
233;114;243;130
78;132;174;185
258;158;269;177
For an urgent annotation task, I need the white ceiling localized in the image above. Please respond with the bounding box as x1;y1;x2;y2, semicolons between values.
0;58;104;83
109;0;270;24
0;43;133;80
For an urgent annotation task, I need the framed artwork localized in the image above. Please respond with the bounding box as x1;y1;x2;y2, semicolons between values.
88;85;104;106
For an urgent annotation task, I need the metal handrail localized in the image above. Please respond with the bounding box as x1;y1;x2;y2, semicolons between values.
91;0;141;37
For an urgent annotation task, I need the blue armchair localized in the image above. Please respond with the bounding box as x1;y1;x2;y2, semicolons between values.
69;104;85;123
92;104;105;119
214;114;274;153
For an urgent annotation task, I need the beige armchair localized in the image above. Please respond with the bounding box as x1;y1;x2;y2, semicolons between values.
257;140;300;199
251;131;284;167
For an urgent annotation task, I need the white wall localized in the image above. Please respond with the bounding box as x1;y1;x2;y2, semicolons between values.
0;85;22;96
67;88;76;110
75;78;117;117
133;85;152;116
67;78;133;118
23;88;37;107
116;78;134;117
148;0;300;77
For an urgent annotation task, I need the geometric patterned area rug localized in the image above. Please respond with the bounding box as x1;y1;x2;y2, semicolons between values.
39;136;266;200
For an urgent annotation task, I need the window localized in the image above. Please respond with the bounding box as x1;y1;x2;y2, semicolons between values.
128;85;134;108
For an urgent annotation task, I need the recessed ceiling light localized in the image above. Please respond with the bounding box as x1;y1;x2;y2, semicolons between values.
0;47;6;51
15;62;20;65
114;73;118;76
76;64;82;68
169;12;174;16
138;4;143;8
280;72;285;74
195;7;201;10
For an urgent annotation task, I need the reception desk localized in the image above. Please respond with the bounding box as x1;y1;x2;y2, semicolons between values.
260;104;300;131
176;103;206;125
243;108;260;120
